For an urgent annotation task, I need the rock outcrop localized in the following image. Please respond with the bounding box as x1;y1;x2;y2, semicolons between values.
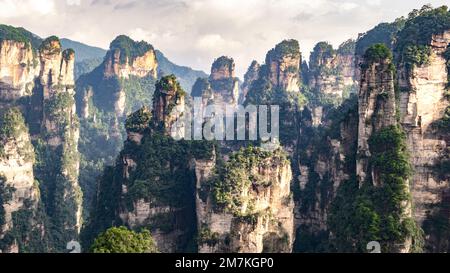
0;29;82;252
265;40;301;92
207;56;239;106
240;60;260;103
0;108;44;253
85;75;197;253
293;98;358;251
0;40;39;102
356;45;397;185
103;46;157;80
397;30;450;249
76;35;158;119
195;147;294;253
307;40;357;102
74;36;160;220
41;37;82;235
151;75;186;137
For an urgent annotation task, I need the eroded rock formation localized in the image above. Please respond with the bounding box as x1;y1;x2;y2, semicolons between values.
397;30;450;250
240;60;260;103
265;40;301;92
307;40;357;101
0;108;44;253
207;56;239;106
195;147;294;253
0;30;82;252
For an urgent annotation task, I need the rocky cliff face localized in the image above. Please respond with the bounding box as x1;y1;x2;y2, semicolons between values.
356;47;397;185
76;35;158;119
293;95;358;252
118;76;189;252
0;29;82;252
39;37;82;234
103;48;157;80
308;40;357;102
265;40;301;92
0;40;39;102
0;108;45;253
151;75;186;138
240;60;260;103
207;56;239;106
75;36;159;220
100;39;157;117
397;30;450;250
191;77;213;108
39;39;75;98
244;39;303;153
195;147;294;253
85;75;197;253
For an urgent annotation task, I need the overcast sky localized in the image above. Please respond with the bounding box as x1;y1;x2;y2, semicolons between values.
0;0;448;77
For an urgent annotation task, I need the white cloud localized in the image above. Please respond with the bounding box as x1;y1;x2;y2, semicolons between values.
129;28;158;43
0;0;447;77
67;0;81;6
340;2;359;11
366;0;381;6
0;0;55;18
195;34;241;51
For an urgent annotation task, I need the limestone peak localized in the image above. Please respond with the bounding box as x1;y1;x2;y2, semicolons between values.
264;39;301;92
266;39;300;62
103;35;158;79
152;75;186;135
210;56;235;81
39;36;62;55
109;35;154;65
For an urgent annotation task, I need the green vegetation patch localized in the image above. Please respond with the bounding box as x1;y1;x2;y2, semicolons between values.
39;36;61;54
445;45;450;88
0;24;42;49
125;106;152;133
309;42;335;72
197;226;220;247
395;5;450;67
0;108;34;161
62;48;75;61
191;77;210;97
328;125;423;252
91;226;158;253
337;39;356;56
210;146;289;216
363;44;393;64
212;56;234;70
355;19;405;57
268;39;300;59
109;35;154;65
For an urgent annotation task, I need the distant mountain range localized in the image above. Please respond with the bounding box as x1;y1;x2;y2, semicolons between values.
61;38;107;61
61;38;207;92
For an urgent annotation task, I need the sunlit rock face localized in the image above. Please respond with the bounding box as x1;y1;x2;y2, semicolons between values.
195;147;294;253
77;35;158;119
356;50;397;185
265;40;301;93
0;109;43;253
307;40;357;100
0;31;82;252
397;30;450;241
207;56;239;107
105;76;192;253
0;40;39;102
151;75;186;138
103;45;158;80
38;37;83;237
